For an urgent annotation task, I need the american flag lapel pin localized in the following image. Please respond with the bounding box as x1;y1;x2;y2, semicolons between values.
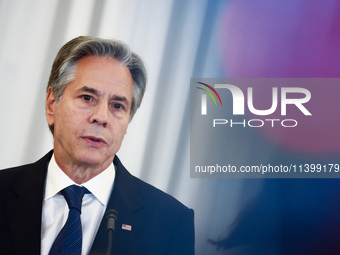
122;224;132;231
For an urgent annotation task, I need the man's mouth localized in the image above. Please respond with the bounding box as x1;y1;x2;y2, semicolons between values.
90;137;101;142
82;136;107;146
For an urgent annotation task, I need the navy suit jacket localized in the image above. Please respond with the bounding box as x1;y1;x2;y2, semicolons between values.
0;151;195;254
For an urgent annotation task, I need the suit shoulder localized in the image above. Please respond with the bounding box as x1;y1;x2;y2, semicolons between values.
0;163;36;205
114;156;192;213
0;163;35;184
131;175;192;214
0;151;51;193
0;151;52;177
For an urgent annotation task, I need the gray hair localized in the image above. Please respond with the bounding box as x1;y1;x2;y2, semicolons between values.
47;36;147;133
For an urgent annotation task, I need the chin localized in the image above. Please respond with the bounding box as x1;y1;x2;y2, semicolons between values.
77;152;106;166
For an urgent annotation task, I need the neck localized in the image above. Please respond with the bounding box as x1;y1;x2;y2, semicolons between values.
54;157;111;184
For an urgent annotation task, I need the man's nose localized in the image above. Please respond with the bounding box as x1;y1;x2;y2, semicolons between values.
89;102;109;127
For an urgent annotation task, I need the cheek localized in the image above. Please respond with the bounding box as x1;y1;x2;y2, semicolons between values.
112;120;129;143
120;118;130;133
55;107;84;136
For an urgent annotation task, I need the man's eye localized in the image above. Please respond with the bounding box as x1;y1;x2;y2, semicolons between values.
82;95;93;101
113;103;123;109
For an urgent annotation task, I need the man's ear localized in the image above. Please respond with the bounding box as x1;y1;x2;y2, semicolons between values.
46;87;56;126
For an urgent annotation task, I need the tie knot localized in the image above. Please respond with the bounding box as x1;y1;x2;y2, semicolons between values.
61;185;88;212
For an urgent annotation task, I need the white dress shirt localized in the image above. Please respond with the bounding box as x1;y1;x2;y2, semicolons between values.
41;154;115;255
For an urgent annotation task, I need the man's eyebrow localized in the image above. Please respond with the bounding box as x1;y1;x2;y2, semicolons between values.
111;95;129;105
78;86;101;96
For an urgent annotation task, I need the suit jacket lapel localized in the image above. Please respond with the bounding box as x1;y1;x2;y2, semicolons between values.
5;151;51;254
89;156;144;255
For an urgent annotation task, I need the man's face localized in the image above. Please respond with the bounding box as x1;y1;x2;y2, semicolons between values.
46;56;133;173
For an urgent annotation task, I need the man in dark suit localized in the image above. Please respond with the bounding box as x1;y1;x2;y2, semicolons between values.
0;36;194;255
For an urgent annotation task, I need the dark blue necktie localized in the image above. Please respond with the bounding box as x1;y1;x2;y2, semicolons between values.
49;185;88;255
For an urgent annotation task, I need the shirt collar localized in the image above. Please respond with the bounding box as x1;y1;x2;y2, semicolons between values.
44;153;115;206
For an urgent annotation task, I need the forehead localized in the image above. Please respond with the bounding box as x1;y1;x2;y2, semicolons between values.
68;56;133;97
76;55;132;83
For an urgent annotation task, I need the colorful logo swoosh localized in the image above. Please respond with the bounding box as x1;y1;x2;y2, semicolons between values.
196;82;222;106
